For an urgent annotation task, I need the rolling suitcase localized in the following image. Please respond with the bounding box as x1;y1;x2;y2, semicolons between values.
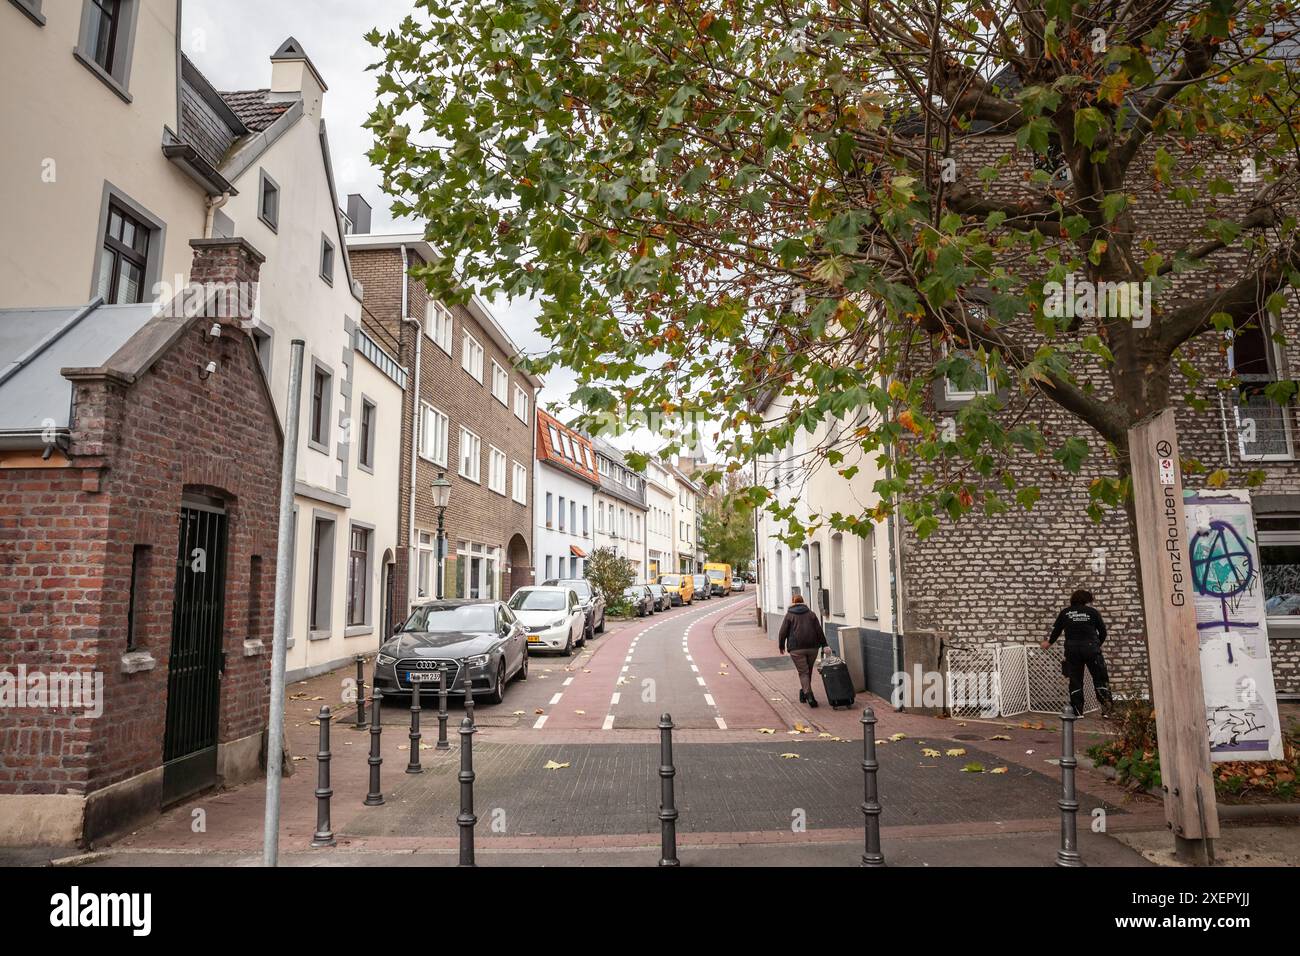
818;654;856;709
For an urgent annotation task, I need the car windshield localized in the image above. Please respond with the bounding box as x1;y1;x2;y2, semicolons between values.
559;580;592;599
509;590;567;611
623;587;642;596
659;574;682;585
707;570;725;580
402;605;496;633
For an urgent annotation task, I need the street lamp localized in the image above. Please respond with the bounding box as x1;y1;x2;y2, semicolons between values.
431;471;452;600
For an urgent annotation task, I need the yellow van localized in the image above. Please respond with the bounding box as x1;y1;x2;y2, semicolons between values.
703;563;732;596
657;573;694;606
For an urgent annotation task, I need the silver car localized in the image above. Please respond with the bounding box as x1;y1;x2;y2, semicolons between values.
373;600;528;705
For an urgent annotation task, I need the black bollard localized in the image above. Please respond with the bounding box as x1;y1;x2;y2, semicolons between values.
464;676;476;728
457;717;477;867
658;712;679;867
354;655;368;730
436;665;450;751
859;707;885;867
407;680;423;774
1057;706;1085;867
364;694;384;806
311;706;336;847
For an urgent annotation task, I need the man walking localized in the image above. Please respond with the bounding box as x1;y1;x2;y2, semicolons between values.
778;593;827;707
1042;589;1114;716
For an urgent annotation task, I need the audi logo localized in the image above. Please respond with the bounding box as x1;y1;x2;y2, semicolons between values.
415;661;438;669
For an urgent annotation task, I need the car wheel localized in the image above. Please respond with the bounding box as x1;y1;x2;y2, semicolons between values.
519;650;529;681
596;612;606;634
485;660;507;705
563;632;574;656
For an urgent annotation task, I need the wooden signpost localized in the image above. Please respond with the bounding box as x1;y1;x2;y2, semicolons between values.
1128;409;1219;863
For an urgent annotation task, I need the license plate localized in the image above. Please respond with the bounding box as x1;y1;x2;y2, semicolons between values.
407;671;439;683
527;636;542;644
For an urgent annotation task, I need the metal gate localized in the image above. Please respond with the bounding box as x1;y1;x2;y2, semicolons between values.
163;497;229;804
946;642;1098;718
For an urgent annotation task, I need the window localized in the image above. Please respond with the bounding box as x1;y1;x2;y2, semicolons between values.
1230;320;1293;460
570;500;577;533
458;426;481;481
582;505;589;536
513;384;530;423
258;169;279;232
419;403;448;466
358;399;376;471
597;501;604;531
546;492;554;527
860;530;877;618
426;300;452;354
491;361;509;405
309;516;335;632
309;364;331;451
830;534;845;616
247;555;263;643
125;544;149;650
252;327;272;373
96;202;150;304
559;496;567;531
11;1;44;26
347;526;372;627
462;332;484;381
775;549;785;608
76;0;138;97
943;347;993;402
488;446;507;495
1259;514;1300;624
512;461;527;505
545;555;553;580
417;531;434;600
562;433;575;461
319;235;335;285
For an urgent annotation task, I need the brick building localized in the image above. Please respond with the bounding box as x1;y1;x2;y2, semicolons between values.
345;200;540;620
0;238;282;845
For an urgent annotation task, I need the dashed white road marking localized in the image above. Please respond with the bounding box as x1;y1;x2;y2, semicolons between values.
610;692;621;705
602;714;615;730
549;693;563;705
533;715;548;729
703;694;715;707
696;677;706;686
715;717;728;730
562;677;574;686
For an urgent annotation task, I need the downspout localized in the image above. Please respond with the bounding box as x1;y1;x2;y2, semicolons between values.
399;244;422;612
881;366;904;709
203;192;230;239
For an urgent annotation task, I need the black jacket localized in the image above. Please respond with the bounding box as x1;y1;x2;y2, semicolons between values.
1048;604;1106;646
778;603;827;653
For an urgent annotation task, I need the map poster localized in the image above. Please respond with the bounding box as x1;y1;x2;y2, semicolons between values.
1184;489;1285;761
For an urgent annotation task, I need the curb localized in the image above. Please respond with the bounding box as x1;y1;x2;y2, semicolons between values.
710;603;810;731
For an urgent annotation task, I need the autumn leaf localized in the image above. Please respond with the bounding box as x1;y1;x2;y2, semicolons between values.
922;748;942;758
946;748;967;757
543;760;570;770
779;753;800;759
889;733;907;741
758;728;776;735
990;767;1009;774
991;734;1011;740
961;762;986;773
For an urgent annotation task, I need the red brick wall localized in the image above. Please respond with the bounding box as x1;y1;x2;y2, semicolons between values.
0;243;282;799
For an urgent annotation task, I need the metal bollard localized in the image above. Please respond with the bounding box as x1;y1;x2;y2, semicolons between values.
860;707;885;866
311;706;336;847
354;655;368;730
364;694;384;806
407;681;423;774
658;712;679;867
464;677;476;728
457;717;477;867
436;665;450;750
1057;706;1085;867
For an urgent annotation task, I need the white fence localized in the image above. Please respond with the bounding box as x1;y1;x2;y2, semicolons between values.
945;642;1098;719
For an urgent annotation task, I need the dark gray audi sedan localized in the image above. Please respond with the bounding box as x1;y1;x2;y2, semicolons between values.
372;599;528;705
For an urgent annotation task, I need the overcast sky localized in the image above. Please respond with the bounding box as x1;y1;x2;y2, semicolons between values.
183;0;579;410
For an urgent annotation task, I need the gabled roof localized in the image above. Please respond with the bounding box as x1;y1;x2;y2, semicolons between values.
219;89;293;132
537;407;599;485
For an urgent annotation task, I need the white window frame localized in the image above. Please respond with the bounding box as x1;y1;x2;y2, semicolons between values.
488;445;507;496
425;300;453;354
459;426;482;482
942;346;994;402
512;461;527;505
419;402;448;467
462;332;484;381
491;360;509;405
513;384;530;423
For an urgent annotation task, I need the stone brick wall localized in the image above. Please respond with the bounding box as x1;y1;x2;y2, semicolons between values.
0;240;283;801
350;246;535;614
900;134;1300;697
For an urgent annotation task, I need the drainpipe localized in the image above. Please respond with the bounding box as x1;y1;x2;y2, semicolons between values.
883;404;903;709
203;192;230;239
399;244;422;613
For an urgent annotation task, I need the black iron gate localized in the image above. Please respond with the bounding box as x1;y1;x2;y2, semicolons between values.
163;497;229;804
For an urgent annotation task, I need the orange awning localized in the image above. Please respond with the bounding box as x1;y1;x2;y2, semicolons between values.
570;545;587;558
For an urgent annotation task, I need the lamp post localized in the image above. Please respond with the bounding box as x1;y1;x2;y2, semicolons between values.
432;471;452;600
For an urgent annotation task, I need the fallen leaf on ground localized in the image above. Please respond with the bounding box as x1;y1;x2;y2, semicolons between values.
990;767;1009;774
574;709;586;715
961;762;986;773
511;710;525;716
758;728;776;735
534;708;544;715
957;722;967;727
921;748;942;758
779;753;800;759
794;722;814;733
818;733;834;738
945;748;967;757
543;760;570;770
889;733;906;741
991;734;1011;740
875;739;887;745
1025;749;1035;755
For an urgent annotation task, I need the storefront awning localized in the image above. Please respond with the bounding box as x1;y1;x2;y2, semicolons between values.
570;545;587;558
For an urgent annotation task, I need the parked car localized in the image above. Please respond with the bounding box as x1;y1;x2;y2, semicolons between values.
542;577;606;638
623;584;655;617
730;577;746;592
704;562;732;595
373;600;527;705
507;585;586;656
647;583;672;611
692;573;711;599
657;573;694;605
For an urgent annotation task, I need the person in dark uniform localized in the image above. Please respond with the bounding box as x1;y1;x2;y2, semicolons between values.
1042;589;1114;716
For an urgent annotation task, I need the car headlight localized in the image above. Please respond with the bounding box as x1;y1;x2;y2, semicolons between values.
550;617;568;629
464;654;490;668
376;653;396;666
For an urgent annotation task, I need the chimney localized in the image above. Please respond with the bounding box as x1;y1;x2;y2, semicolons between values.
269;37;326;115
346;194;372;235
187;237;265;328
